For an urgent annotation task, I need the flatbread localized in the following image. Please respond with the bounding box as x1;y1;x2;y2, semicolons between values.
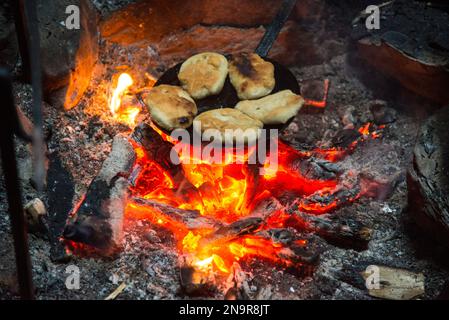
193;108;263;144
178;52;228;99
145;85;197;130
229;53;275;100
235;90;304;124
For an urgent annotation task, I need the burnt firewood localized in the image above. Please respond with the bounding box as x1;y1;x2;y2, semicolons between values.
250;196;283;219
45;153;75;262
130;122;179;175
288;209;372;250
199;217;264;247
298;183;361;214
291;156;342;181
331;129;361;148
130;123;197;191
407;106;449;246
255;228;321;265
130;197;220;230
63;135;136;253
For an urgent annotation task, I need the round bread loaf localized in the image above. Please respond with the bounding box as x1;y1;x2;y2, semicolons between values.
193;108;263;145
178;52;228;99
145;85;197;130
229;53;275;100
235;90;304;125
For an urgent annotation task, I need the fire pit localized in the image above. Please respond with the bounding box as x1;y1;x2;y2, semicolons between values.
1;0;449;301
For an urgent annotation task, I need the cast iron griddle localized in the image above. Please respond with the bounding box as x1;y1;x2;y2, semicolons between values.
152;0;299;136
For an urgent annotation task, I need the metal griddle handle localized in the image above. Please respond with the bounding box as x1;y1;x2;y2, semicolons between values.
255;0;298;58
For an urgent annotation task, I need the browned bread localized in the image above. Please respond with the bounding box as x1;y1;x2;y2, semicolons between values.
193;108;263;144
235;90;304;124
178;52;228;99
145;85;197;130
229;53;275;100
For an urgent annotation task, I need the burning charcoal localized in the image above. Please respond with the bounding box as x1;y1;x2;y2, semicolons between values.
200;217;264;247
63;135;136;253
264;228;294;244
254;230;322;267
130;197;220;230
360;166;403;200
369;100;397;125
331;129;361;148
224;263;251;300
250;197;283;219
300;79;330;110
291;157;341;181
298;183;361;215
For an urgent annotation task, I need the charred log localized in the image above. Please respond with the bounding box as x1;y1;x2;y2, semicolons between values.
290;156;342;181
130;123;195;190
256;228;321;265
45;153;75;262
288;209;372;250
297;183;361;214
407;106;449;246
130;123;179;174
63;135;136;252
199;217;264;247
130;197;220;230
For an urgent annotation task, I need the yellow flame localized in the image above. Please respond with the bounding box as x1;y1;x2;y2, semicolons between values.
110;73;133;115
182;231;201;252
194;256;214;269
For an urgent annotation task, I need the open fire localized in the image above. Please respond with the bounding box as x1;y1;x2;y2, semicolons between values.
3;0;448;302
100;72;385;284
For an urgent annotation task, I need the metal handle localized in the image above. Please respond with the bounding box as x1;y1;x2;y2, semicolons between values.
255;0;298;58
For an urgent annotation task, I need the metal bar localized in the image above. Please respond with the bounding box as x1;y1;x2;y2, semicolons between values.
18;0;46;192
0;68;35;300
255;0;298;58
12;0;31;82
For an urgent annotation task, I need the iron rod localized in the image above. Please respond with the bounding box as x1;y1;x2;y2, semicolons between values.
0;68;35;300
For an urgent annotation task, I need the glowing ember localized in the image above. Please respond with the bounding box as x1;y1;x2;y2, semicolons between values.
109;73;140;127
124;121;385;276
